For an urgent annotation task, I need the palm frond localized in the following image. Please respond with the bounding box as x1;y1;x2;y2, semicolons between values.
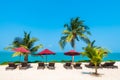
91;40;96;47
64;24;71;31
70;39;75;49
62;30;70;34
12;52;22;57
30;44;43;52
4;46;14;50
75;36;79;41
23;31;30;45
79;34;90;44
59;17;91;49
27;38;38;48
86;31;91;35
59;35;68;49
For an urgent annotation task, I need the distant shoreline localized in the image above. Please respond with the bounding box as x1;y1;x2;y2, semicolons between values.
0;52;120;64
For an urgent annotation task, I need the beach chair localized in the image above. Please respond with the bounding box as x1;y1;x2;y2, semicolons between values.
73;63;82;69
64;62;72;69
37;62;45;69
101;62;118;69
47;62;55;69
6;62;17;70
19;62;31;70
85;62;101;68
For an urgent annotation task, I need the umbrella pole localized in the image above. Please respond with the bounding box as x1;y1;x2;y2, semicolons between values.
46;55;47;64
72;56;74;64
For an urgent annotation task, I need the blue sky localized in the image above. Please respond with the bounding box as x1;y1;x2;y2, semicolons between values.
0;0;120;52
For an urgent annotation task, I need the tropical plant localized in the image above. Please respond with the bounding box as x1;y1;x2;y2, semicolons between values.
5;32;43;62
82;40;108;75
59;17;91;49
59;17;91;62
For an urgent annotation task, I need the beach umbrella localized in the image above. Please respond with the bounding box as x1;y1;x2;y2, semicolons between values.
13;47;30;53
64;50;80;64
37;49;55;63
12;47;30;62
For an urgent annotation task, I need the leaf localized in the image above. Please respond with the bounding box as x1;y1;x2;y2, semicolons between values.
70;39;75;49
86;31;91;35
66;33;73;42
20;45;28;49
4;46;14;50
91;40;96;47
30;44;43;52
62;30;70;34
59;39;66;49
12;52;21;57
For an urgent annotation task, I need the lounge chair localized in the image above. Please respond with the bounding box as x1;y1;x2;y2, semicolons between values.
73;63;82;69
101;62;118;69
85;62;101;68
64;62;72;69
37;62;45;69
47;62;55;69
19;62;31;69
6;62;17;70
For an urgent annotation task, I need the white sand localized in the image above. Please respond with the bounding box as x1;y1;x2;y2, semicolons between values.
0;62;120;80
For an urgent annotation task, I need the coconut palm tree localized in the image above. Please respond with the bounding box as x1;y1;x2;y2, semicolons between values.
59;17;91;62
6;32;43;62
82;40;108;75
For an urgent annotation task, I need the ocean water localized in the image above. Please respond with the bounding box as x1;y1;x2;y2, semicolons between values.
0;51;120;63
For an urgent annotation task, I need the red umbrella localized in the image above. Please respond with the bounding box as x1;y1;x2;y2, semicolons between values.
12;47;30;63
65;50;80;56
64;50;80;63
13;47;30;53
38;49;55;63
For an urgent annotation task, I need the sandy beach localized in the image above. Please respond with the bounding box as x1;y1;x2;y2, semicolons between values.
0;62;120;80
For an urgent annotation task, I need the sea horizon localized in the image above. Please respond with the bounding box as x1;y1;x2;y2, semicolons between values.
0;51;120;64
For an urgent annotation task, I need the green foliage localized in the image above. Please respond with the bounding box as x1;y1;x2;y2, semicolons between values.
12;52;22;57
61;60;72;62
77;60;90;62
59;17;90;49
50;60;57;62
30;44;43;52
82;40;109;74
5;31;43;62
82;41;108;63
0;62;9;65
4;46;14;50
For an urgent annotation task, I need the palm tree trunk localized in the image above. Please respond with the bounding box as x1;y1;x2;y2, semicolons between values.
95;64;98;74
24;54;28;63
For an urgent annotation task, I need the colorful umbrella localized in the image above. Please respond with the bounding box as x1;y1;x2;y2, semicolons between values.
13;47;30;53
37;49;55;63
64;50;80;63
12;47;30;62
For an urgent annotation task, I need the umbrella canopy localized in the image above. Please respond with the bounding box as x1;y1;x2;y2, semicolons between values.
64;50;80;64
38;49;55;55
64;50;80;56
13;47;30;53
12;47;30;63
37;49;55;63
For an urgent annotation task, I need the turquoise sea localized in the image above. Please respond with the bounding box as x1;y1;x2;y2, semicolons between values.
0;51;120;63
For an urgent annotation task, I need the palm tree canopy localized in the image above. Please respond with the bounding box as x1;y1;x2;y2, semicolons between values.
59;17;91;49
82;40;109;75
12;32;43;53
82;40;109;64
5;32;43;59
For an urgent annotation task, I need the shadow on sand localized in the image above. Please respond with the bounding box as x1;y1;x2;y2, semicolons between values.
82;71;104;77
